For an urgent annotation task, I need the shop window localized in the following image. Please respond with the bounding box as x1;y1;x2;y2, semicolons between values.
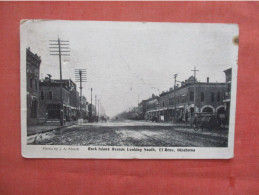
47;104;61;119
201;92;204;102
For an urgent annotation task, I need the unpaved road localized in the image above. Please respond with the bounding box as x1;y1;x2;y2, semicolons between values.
28;120;228;147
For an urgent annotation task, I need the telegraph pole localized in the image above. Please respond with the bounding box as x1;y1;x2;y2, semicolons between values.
191;66;199;82
98;99;101;116
75;69;87;119
191;66;199;114
98;99;100;116
90;88;93;122
49;38;70;126
99;101;101;117
95;95;97;117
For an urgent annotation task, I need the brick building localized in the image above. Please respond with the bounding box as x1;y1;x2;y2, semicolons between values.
26;48;41;125
144;75;227;122
39;77;80;122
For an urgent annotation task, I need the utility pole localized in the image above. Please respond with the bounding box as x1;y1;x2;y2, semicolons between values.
49;38;70;126
191;66;199;114
191;66;199;82
75;69;87;119
98;99;100;116
90;88;93;122
95;95;97;117
99;100;101;117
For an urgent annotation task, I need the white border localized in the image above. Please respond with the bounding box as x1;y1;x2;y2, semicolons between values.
21;20;238;159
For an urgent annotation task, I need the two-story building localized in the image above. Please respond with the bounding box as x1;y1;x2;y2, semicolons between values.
38;77;78;122
146;75;226;122
26;47;41;125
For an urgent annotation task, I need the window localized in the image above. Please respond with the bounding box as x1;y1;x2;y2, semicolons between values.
163;101;165;107
169;98;174;105
48;91;53;100
35;80;38;91
41;91;44;100
217;92;221;102
190;92;194;101
30;78;33;89
211;92;215;102
201;92;204;102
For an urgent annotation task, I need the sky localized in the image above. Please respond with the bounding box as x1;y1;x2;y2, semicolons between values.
21;20;239;117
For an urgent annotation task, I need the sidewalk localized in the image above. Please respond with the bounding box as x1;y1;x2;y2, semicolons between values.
27;121;78;136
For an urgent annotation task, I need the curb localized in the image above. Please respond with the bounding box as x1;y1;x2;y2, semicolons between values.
27;124;75;136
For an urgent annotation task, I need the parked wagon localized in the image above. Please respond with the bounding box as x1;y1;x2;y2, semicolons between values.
192;113;221;131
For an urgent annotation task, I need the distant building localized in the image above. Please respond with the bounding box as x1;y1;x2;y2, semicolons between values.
80;95;88;119
67;79;80;120
88;103;96;116
145;94;159;121
137;100;147;120
26;48;41;125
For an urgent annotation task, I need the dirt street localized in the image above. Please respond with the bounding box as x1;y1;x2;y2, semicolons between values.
28;120;228;147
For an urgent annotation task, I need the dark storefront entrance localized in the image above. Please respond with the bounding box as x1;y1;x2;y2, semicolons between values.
47;103;61;119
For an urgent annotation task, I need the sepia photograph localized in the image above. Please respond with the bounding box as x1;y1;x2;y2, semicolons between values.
20;20;238;158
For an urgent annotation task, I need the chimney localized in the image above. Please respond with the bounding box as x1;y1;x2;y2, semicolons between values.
207;77;209;83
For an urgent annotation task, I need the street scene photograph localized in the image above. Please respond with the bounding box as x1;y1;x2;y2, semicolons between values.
21;20;238;152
